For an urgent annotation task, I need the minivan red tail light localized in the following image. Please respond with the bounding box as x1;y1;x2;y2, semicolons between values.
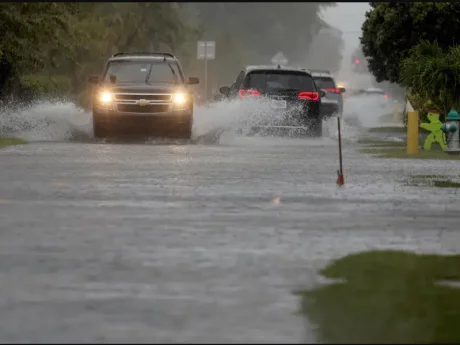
325;88;341;94
298;92;319;101
239;89;260;98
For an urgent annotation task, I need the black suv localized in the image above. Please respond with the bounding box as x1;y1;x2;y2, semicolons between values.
88;53;199;139
219;65;325;136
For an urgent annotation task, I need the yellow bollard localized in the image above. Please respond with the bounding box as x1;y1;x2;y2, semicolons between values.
407;111;419;155
393;101;399;123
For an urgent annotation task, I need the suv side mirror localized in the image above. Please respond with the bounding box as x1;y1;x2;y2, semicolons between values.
219;86;230;95
319;89;326;98
188;77;199;85
339;87;346;93
88;75;99;84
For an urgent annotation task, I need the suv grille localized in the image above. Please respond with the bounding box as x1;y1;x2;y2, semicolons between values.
117;104;170;113
115;94;172;101
113;92;173;114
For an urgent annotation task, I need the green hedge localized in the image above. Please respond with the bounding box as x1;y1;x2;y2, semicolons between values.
20;74;72;99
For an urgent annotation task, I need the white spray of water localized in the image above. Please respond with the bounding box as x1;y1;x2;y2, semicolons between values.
192;97;365;145
0;94;393;144
192;97;311;136
0;101;93;142
342;94;399;128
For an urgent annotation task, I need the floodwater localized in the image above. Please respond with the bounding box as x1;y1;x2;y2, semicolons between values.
1;95;459;343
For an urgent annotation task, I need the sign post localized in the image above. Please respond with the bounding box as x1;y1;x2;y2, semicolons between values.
336;117;345;186
197;41;215;101
271;51;288;66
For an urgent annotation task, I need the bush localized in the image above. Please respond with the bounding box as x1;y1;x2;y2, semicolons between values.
20;74;72;100
400;41;460;118
402;92;444;126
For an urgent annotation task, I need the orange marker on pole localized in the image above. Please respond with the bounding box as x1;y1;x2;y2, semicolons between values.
336;117;345;186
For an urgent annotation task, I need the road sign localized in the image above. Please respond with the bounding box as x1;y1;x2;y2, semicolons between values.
197;41;215;60
271;51;288;66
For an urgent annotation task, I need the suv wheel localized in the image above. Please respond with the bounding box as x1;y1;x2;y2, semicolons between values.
93;112;111;139
309;118;323;137
177;119;193;139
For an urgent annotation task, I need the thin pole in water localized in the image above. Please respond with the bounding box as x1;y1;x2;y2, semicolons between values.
204;56;208;102
336;116;345;186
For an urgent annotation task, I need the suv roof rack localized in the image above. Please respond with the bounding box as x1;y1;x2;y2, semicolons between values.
112;52;176;59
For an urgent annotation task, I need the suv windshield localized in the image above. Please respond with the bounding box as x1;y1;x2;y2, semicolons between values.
243;71;315;92
104;60;181;84
313;77;336;89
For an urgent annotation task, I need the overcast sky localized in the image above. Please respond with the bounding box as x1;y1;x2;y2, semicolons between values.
320;2;371;81
321;2;370;56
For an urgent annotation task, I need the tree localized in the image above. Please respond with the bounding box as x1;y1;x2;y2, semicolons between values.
360;2;460;83
399;40;460;118
0;3;72;102
0;2;338;109
305;22;344;74
182;3;336;95
0;2;198;108
188;3;335;62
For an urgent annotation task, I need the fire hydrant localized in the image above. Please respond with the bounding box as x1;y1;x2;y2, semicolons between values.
441;108;460;155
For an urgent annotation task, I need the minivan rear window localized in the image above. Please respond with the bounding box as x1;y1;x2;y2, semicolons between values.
313;77;336;89
243;71;315;92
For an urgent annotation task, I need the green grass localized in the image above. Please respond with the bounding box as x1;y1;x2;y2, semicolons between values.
367;126;407;133
405;175;460;188
359;147;460;160
433;180;460;188
367;126;429;134
295;250;460;343
357;139;406;148
0;137;26;148
410;174;444;179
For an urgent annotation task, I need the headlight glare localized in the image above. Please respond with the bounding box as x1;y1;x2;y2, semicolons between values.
99;91;113;103
173;93;187;105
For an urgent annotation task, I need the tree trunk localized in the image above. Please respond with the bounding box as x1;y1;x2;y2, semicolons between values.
151;32;160;52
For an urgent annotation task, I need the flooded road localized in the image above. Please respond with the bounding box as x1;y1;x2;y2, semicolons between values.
1;97;460;342
1;133;460;343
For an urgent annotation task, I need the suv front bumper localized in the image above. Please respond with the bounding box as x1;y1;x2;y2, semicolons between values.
94;103;191;119
93;105;193;134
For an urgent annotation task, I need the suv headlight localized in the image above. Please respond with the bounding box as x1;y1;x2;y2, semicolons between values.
95;91;114;110
173;92;188;110
98;91;113;104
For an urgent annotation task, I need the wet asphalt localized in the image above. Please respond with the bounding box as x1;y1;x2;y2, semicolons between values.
1;133;460;343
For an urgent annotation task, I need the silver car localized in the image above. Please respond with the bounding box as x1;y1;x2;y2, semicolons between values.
311;70;345;118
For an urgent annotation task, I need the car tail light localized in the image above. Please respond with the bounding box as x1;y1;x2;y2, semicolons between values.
239;89;260;98
298;92;319;101
325;88;341;94
384;94;389;99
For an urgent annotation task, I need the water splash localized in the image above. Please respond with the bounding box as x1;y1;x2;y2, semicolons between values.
0;94;388;144
0;101;92;142
342;94;399;129
192;97;340;144
192;97;288;139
